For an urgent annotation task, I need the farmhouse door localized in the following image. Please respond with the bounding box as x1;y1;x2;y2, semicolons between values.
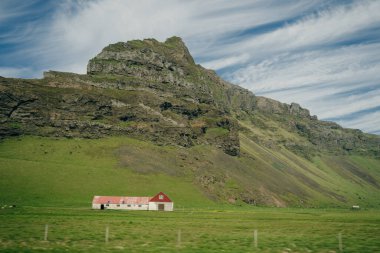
158;204;165;211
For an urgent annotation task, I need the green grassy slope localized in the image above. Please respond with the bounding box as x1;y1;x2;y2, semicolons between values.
0;136;214;208
239;134;380;207
1;135;379;208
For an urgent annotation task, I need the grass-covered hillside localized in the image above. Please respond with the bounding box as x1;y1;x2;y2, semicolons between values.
1;135;379;208
0;136;214;208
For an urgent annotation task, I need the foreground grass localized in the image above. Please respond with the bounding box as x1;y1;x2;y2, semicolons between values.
0;207;379;253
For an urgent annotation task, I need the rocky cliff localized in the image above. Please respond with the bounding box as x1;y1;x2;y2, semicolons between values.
1;37;379;206
1;36;378;158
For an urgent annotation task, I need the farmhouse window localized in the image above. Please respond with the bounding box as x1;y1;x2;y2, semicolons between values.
159;195;164;200
138;205;142;207
127;204;131;207
117;204;120;207
106;204;109;207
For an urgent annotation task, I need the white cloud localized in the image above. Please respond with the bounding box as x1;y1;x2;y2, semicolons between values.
312;89;380;120
338;111;380;135
203;54;250;70
203;0;380;69
0;1;35;22
0;67;36;78
21;0;320;74
226;43;380;127
227;43;380;93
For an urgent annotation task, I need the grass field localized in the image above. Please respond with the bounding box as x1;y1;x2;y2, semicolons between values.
0;206;379;252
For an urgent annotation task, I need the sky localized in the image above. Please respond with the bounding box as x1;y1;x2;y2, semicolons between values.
1;0;379;135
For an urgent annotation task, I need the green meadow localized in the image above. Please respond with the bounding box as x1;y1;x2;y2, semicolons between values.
0;207;379;252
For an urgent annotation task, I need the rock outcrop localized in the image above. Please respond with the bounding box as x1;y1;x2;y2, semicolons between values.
1;36;379;157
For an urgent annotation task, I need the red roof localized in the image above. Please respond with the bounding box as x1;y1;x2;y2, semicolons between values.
92;196;151;205
149;192;172;202
92;192;173;204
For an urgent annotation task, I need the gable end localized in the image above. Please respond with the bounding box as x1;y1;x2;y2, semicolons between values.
149;192;172;202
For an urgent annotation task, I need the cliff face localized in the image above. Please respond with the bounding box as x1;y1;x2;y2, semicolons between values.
1;36;378;157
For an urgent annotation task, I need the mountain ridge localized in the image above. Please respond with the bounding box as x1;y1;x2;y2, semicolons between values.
0;36;379;207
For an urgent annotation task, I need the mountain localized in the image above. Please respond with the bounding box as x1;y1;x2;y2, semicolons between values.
0;36;379;207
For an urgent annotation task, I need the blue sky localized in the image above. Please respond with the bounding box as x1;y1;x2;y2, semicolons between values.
1;0;380;135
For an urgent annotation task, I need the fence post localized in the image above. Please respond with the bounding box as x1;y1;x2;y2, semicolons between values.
338;232;343;252
44;224;49;241
253;229;258;248
105;226;109;244
177;229;181;247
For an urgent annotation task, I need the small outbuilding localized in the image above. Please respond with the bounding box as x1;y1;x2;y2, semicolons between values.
92;192;173;211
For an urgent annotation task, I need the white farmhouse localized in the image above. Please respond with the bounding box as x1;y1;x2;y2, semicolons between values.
92;192;173;211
